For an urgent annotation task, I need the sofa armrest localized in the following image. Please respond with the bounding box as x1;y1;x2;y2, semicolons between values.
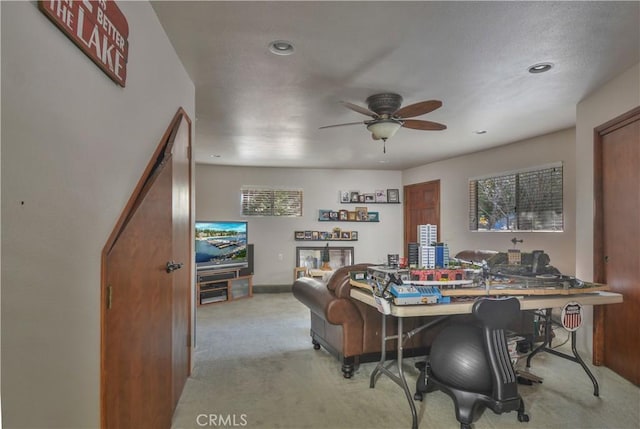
292;276;364;324
292;277;334;317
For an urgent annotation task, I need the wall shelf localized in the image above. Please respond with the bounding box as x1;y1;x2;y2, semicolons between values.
318;208;380;222
295;229;358;241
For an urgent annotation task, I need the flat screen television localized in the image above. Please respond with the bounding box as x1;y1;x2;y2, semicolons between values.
195;221;248;270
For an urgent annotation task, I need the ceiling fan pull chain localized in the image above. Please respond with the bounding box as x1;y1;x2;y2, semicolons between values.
383;141;386;153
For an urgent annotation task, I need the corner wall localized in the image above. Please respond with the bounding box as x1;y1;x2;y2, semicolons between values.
1;2;195;427
403;128;576;274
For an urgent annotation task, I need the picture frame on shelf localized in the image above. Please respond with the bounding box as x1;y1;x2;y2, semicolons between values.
355;206;368;221
304;231;312;239
312;231;319;240
347;211;357;221
329;211;339;220
368;211;380;222
339;209;349;221
351;231;358;240
358;194;366;203
350;191;360;202
319;209;331;221
364;193;375;203
341;231;352;240
295;231;305;240
375;189;387;202
340;190;351;203
387;188;400;203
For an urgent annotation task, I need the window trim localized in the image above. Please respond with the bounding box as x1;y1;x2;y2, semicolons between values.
240;186;303;217
469;162;564;232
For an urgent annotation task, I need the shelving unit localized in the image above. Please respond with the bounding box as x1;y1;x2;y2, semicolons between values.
196;267;253;305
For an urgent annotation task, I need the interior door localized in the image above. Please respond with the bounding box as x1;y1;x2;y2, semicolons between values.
404;180;441;257
594;107;640;386
102;110;192;428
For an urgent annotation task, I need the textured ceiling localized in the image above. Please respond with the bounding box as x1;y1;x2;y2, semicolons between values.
152;1;640;170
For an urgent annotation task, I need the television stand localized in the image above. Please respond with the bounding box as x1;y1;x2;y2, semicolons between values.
196;267;253;305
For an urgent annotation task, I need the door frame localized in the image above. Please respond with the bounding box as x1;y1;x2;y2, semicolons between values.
592;105;640;365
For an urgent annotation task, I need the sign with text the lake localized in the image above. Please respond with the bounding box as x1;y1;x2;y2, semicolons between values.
39;0;129;87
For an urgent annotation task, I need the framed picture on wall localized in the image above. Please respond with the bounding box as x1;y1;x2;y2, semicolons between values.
387;188;400;203
340;191;351;203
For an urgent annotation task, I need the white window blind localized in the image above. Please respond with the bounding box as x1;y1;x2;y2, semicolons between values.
469;163;563;231
241;187;303;217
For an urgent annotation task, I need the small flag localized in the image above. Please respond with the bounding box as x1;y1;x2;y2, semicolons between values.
561;302;583;331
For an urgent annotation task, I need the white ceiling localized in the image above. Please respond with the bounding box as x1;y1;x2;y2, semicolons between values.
151;1;640;170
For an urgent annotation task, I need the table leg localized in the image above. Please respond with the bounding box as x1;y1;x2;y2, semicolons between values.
370;314;388;388
526;308;599;396
396;317;419;429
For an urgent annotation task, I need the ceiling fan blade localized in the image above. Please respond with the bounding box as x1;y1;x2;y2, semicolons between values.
395;100;442;119
319;121;365;129
341;101;377;118
402;119;447;131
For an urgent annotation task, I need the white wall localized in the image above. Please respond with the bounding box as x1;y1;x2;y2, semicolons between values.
195;166;404;286
1;2;195;428
403;128;576;274
574;62;640;354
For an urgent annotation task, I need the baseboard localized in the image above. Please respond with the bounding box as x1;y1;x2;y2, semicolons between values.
253;284;292;293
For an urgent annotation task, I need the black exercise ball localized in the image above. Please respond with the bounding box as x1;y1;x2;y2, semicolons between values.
429;324;492;393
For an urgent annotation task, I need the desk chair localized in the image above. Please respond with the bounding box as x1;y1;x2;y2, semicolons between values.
414;297;529;429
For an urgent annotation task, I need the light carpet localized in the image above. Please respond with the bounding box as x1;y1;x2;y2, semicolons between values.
171;293;640;429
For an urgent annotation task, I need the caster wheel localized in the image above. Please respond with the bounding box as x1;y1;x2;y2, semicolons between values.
518;413;530;422
313;343;320;350
414;392;423;401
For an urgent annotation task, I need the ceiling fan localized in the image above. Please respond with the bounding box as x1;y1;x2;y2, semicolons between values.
320;93;447;152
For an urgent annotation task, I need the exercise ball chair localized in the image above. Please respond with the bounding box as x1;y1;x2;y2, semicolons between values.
414;297;529;429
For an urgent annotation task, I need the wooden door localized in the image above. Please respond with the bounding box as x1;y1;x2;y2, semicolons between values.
404;180;441;256
593;106;640;385
102;110;192;428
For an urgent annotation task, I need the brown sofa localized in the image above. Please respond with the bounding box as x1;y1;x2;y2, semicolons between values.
292;263;448;378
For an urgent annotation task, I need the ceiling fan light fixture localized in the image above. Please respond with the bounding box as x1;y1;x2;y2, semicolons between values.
367;119;403;141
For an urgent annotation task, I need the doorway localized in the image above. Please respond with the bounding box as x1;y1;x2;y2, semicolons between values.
403;180;441;258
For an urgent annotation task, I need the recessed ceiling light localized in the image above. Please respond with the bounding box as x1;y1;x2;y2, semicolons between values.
474;130;487;135
210;154;221;158
528;62;553;74
269;40;294;56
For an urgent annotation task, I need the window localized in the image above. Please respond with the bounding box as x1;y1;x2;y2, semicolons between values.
241;186;303;217
469;163;563;231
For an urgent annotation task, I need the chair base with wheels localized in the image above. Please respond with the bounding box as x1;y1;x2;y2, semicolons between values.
414;297;530;429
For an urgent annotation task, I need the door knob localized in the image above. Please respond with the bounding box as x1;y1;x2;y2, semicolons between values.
166;261;184;273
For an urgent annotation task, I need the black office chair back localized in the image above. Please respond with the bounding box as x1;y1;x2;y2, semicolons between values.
472;297;520;401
